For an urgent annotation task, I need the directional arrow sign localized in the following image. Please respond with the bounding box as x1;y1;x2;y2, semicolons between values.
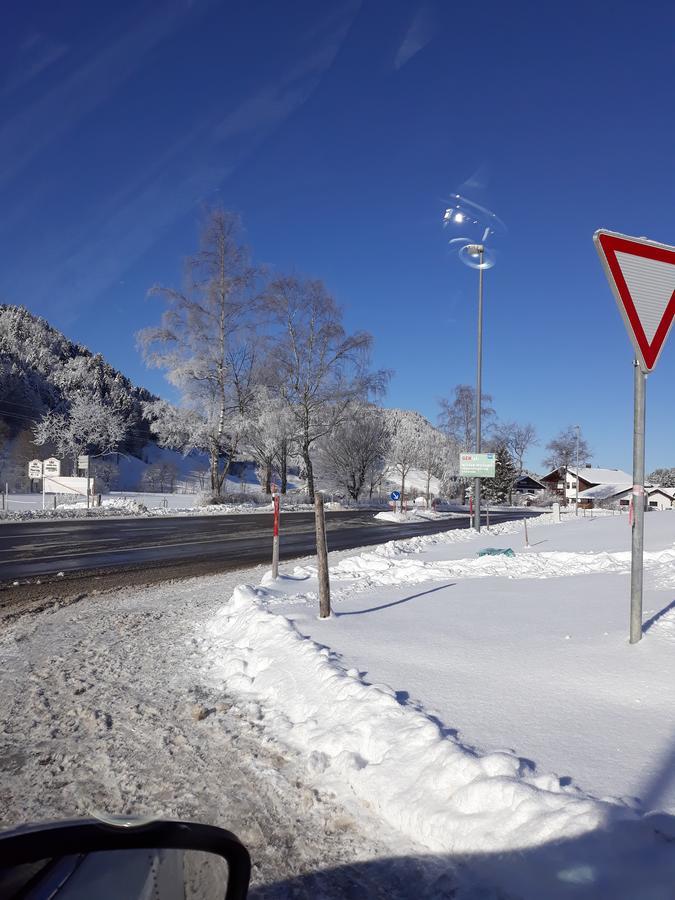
594;230;675;371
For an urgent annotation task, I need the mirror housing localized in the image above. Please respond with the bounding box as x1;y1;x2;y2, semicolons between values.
0;818;250;900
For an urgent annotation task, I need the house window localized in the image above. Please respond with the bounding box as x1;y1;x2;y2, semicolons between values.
649;501;658;507
620;499;630;506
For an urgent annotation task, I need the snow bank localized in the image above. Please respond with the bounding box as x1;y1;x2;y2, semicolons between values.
206;585;625;855
374;509;464;523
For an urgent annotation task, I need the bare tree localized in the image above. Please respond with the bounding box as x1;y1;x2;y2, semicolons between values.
438;385;495;450
317;403;390;501
265;276;388;502
137;208;260;494
493;421;538;475
543;426;592;472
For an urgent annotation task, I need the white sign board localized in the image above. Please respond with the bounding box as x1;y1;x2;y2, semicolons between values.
43;457;61;477
459;453;496;478
43;476;92;496
28;459;43;479
77;455;90;470
594;230;675;372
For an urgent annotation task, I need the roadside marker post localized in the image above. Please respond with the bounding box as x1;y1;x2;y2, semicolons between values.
271;485;280;579
594;229;675;643
315;492;331;618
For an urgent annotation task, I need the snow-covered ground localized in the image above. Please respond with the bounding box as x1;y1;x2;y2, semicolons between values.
5;511;675;897
0;567;456;898
199;511;675;897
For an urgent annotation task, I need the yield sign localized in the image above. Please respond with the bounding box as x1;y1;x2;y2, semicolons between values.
594;230;675;371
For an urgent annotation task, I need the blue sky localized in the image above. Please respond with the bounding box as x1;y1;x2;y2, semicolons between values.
1;0;674;473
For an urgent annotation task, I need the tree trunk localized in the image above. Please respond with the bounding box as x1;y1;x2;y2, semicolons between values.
303;443;315;503
209;448;220;494
425;472;431;508
400;473;405;514
264;463;272;494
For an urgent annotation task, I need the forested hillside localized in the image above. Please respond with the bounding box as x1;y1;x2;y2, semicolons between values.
0;305;156;488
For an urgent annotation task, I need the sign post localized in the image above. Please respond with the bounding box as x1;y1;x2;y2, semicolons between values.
594;229;675;643
271;485;280;579
78;455;91;510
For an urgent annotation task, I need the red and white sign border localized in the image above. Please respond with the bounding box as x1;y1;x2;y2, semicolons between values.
594;229;675;372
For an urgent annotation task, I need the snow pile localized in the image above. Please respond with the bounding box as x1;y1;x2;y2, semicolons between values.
374;509;464;524
328;545;675;587
205;585;626;855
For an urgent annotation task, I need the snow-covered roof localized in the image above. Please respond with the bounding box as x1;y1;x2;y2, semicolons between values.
648;486;675;499
578;483;632;500
568;467;632;484
514;473;545;488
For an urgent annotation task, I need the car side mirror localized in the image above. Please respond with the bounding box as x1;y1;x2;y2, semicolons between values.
0;817;250;900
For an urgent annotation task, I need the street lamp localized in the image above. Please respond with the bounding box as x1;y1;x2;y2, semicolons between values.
444;195;504;532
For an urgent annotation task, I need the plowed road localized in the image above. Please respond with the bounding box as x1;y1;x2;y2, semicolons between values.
0;509;538;583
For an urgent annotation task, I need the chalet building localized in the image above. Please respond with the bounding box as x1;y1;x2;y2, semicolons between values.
513;473;546;496
647;487;675;510
540;466;632;504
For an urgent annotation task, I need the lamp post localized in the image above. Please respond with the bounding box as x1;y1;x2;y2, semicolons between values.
444;196;504;533
468;243;485;531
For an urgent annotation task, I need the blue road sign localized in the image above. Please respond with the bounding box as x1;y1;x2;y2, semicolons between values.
390;491;401;501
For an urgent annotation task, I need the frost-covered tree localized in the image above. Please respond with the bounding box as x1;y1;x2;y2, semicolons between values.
438;385;495;450
317;403;390;501
389;417;424;511
138;208;261;494
419;428;457;507
493;421;538;475
647;468;675;488
0;305;154;456
243;388;295;494
34;397;126;474
142;461;179;493
264;276;388;502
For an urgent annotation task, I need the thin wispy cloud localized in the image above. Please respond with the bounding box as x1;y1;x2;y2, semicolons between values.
11;11;355;312
0;1;207;189
1;32;69;96
394;4;436;70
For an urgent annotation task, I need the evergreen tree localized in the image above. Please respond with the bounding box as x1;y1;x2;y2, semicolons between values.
484;444;517;504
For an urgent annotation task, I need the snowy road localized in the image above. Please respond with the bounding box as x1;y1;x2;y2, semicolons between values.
0;563;459;898
0;508;538;583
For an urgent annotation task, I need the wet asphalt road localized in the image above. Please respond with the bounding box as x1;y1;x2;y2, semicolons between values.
0;509;538;583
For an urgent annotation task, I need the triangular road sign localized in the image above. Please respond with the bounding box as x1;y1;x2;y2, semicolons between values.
594;230;675;372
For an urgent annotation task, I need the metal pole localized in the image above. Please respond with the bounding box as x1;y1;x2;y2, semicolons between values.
86;457;91;510
630;360;646;644
272;494;280;579
474;247;484;532
575;425;580;515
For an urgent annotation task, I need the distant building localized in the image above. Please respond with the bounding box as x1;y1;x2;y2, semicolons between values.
647;487;675;510
513;473;546;496
540;466;632;505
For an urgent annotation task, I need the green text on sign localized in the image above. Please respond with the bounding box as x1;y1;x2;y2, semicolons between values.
459;453;496;478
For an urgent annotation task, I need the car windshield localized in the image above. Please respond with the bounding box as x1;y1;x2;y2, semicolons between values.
2;3;675;898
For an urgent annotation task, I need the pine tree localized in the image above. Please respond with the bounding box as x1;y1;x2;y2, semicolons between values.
484;444;517;504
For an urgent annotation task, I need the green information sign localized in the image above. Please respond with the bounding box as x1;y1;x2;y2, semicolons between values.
459;452;496;478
